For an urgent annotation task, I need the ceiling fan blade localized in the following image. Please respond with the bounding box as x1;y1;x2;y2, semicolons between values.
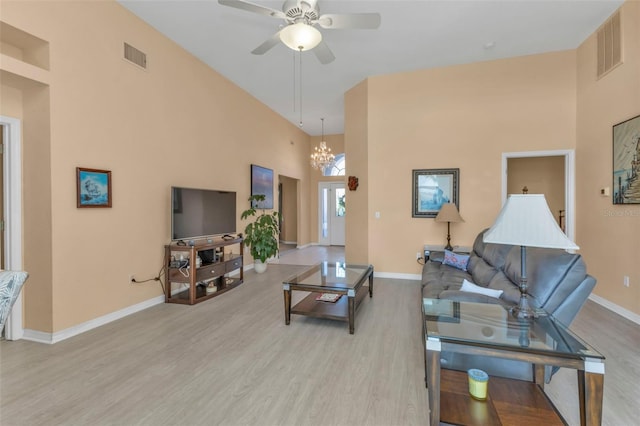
218;0;286;20
313;40;335;65
251;31;282;55
316;13;381;30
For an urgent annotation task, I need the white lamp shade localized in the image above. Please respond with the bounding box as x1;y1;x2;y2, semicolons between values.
483;194;579;250
280;23;322;51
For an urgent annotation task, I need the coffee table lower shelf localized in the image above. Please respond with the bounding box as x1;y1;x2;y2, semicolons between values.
438;369;566;426
291;289;367;322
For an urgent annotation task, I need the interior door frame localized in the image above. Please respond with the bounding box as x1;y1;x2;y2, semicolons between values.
502;149;575;242
1;115;24;340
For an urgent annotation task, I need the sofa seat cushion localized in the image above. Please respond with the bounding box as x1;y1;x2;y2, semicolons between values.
421;261;472;299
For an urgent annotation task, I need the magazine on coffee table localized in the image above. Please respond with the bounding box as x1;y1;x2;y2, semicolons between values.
316;293;341;303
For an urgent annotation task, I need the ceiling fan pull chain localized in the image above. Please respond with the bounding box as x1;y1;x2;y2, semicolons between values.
292;51;296;113
299;47;303;127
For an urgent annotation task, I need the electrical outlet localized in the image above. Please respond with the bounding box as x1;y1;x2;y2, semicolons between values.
416;252;421;260
129;274;135;284
623;276;630;287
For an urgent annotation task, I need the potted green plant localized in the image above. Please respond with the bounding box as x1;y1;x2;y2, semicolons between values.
240;194;281;273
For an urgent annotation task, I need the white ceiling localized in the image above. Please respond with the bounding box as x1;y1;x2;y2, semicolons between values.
118;0;623;136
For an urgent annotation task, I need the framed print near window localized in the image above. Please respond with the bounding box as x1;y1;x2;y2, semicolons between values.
250;164;274;209
412;168;459;218
76;167;112;208
613;114;640;204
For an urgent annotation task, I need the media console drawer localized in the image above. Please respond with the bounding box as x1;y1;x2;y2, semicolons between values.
226;257;243;272
196;263;226;281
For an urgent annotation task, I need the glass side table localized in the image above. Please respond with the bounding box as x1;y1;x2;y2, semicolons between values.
423;298;605;425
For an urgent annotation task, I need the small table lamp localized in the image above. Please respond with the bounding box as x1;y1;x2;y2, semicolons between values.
435;203;464;251
483;194;578;319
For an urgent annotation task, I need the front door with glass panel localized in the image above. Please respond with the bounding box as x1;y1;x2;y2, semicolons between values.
318;182;345;246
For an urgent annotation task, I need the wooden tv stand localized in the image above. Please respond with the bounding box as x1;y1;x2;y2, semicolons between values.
164;237;243;305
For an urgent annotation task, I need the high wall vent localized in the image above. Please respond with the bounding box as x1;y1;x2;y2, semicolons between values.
596;10;622;79
124;42;147;69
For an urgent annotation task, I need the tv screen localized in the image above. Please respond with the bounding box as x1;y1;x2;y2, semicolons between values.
171;187;236;241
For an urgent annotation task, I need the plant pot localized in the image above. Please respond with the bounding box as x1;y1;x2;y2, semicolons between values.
254;259;268;274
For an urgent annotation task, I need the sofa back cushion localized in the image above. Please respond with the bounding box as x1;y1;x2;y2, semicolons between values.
468;231;514;287
503;247;588;312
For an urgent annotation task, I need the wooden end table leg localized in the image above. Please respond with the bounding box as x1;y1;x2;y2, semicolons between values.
534;364;545;390
368;268;374;297
348;294;355;334
578;367;604;426
426;338;441;426
283;286;291;325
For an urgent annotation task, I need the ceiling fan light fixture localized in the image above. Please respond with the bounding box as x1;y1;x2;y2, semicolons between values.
280;22;322;51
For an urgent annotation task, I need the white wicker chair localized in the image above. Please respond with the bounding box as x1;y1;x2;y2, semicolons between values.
0;270;29;334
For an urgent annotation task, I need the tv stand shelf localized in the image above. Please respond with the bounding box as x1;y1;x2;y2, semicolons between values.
164;237;243;305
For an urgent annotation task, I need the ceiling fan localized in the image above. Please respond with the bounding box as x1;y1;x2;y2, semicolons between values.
218;0;381;64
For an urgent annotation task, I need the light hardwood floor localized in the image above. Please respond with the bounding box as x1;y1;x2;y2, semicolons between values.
1;246;638;425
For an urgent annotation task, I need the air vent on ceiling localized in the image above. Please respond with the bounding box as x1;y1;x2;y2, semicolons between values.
124;42;147;69
596;10;622;79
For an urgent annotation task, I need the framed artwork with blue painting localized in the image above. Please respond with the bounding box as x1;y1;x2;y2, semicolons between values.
76;167;112;208
250;164;274;209
613;114;640;204
412;168;459;218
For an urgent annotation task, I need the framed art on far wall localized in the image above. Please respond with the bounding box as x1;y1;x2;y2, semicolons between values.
76;167;112;208
613;114;640;204
412;168;459;218
251;164;274;209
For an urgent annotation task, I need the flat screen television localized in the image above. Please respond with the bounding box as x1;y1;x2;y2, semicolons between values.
171;187;236;241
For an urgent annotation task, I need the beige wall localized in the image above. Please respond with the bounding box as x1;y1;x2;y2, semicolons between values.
348;50;577;274
576;1;640;315
1;0;311;333
344;80;369;263
507;156;566;228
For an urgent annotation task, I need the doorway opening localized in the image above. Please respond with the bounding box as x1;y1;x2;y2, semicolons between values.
502;150;575;241
1;116;24;340
278;175;299;254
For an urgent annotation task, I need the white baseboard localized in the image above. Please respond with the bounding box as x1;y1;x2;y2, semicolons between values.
374;272;421;280
588;293;640;325
22;295;165;344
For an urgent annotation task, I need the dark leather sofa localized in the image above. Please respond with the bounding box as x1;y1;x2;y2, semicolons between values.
421;229;596;382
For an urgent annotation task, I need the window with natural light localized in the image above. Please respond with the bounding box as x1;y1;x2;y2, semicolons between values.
323;153;345;176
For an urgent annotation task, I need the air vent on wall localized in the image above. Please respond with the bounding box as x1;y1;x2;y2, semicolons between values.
124;42;147;69
596;10;622;79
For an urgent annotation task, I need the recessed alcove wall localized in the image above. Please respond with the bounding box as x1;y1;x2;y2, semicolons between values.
0;21;49;70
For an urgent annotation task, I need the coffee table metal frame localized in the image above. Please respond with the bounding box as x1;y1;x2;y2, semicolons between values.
423;298;605;426
283;262;373;334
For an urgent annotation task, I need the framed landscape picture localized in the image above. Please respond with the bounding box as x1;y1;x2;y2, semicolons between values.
76;167;112;208
412;168;459;218
613;114;640;204
250;164;274;209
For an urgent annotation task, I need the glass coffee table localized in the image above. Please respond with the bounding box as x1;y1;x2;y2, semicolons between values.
283;262;373;334
423;298;605;426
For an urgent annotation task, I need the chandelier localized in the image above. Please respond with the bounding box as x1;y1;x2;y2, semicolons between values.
310;118;335;170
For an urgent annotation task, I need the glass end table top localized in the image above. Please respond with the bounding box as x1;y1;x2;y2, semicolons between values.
423;298;604;360
283;262;372;290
